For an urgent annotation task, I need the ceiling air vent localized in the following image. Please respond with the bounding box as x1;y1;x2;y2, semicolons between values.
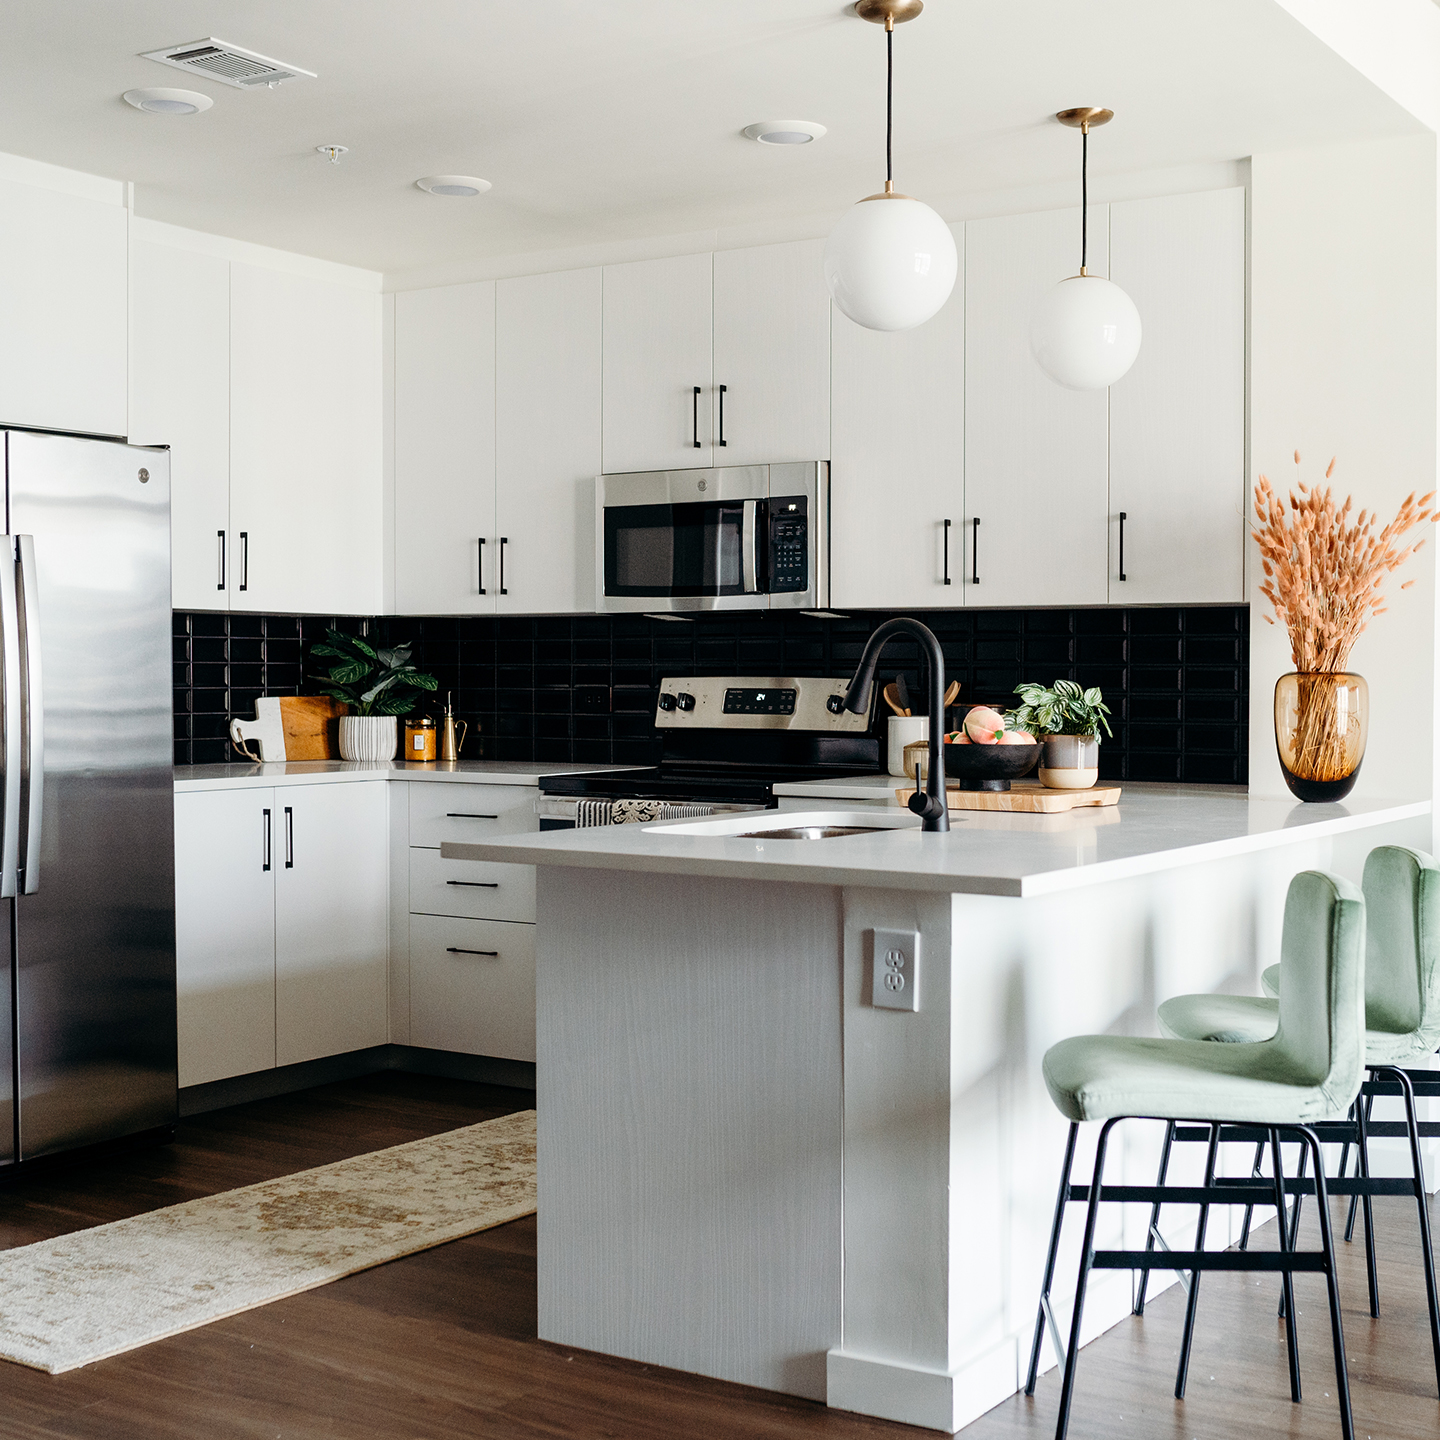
140;38;316;89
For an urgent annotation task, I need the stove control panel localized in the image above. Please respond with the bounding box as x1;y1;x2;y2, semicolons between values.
654;676;869;731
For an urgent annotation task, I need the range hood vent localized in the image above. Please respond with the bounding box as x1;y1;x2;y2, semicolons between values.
140;37;316;89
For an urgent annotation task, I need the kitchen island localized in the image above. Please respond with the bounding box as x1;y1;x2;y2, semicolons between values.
445;785;1430;1433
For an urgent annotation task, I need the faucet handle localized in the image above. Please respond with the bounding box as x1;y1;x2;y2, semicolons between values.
908;756;944;821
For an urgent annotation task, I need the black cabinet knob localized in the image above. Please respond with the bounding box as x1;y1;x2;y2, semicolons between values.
658;693;678;712
826;695;846;714
676;692;696;712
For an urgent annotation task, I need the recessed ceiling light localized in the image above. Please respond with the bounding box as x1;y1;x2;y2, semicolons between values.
122;86;213;115
416;175;492;197
742;120;826;146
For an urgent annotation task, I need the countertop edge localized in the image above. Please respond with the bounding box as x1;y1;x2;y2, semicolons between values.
174;762;642;792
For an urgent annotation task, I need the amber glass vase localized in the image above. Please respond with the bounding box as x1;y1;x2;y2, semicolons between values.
1274;672;1368;802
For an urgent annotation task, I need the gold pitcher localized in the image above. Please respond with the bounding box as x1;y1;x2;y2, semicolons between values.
439;693;468;762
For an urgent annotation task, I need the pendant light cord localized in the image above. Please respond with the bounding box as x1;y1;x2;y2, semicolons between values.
885;21;894;190
1080;124;1088;274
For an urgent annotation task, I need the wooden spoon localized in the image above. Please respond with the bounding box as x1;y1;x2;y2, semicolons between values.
942;680;960;708
882;682;908;718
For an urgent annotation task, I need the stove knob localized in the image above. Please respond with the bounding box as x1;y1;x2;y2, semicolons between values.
676;692;696;712
657;693;677;712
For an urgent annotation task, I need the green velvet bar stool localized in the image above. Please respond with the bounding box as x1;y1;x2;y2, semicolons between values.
1154;844;1440;1393
1026;869;1364;1440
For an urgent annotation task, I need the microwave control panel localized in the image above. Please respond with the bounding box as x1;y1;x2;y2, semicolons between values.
767;497;808;593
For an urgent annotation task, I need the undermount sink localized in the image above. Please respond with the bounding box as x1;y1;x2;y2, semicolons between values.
644;809;922;839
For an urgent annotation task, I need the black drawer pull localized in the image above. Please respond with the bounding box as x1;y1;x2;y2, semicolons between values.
446;946;499;957
971;517;980;585
1118;511;1127;582
478;536;486;595
446;880;499;888
942;518;951;586
447;812;499;819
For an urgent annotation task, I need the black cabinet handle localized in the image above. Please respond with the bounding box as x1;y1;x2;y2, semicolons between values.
446;879;500;888
446;947;499;957
283;806;294;869
447;812;499;819
942;518;952;586
262;808;271;872
717;384;727;447
692;386;702;448
971;517;980;585
217;530;226;591
238;531;249;592
478;537;486;595
499;537;508;595
1118;511;1127;582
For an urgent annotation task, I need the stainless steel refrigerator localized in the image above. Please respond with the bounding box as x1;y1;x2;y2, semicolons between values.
0;429;176;1168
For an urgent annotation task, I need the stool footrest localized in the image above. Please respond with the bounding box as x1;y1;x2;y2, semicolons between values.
1092;1249;1330;1273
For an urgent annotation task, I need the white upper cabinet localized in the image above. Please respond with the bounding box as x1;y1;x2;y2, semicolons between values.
1109;188;1246;603
229;262;383;615
0;177;127;438
602;252;714;472
830;225;964;610
712;240;831;466
393;282;497;615
496;268;601;613
964;206;1110;608
129;238;231;611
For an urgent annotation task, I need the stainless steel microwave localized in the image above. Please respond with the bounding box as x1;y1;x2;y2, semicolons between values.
595;461;828;613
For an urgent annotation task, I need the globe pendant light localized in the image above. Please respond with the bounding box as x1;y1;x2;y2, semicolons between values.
1030;107;1142;390
824;0;956;332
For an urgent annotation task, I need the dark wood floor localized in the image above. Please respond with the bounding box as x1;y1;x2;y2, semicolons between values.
0;1074;1433;1439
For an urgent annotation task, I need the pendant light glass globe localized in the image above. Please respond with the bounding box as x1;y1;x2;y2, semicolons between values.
1031;274;1141;390
825;194;957;332
1032;107;1141;390
824;1;955;332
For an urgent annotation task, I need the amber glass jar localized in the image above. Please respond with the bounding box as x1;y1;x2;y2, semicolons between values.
404;714;438;762
1274;672;1368;802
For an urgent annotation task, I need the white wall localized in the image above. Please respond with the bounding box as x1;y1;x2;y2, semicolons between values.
1249;134;1438;813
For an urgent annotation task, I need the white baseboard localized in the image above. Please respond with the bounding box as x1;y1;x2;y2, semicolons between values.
826;1337;1021;1434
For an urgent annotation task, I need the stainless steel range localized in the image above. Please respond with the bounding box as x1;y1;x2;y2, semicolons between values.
537;675;878;829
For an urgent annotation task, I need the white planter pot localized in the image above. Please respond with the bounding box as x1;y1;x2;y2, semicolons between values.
1039;734;1099;790
338;714;397;763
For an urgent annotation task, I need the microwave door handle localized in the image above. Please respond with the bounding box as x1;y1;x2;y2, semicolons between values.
741;501;758;593
0;539;20;897
15;536;41;893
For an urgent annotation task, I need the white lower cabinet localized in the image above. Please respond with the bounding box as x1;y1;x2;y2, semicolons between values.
408;915;537;1061
174;787;277;1088
175;780;389;1087
274;782;389;1067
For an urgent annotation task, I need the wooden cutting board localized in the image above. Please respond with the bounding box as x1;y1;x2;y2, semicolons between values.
278;696;348;760
896;780;1121;813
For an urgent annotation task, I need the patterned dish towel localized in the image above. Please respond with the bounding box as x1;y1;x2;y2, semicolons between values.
575;800;715;828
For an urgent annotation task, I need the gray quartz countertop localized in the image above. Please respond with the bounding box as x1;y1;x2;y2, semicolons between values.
173;760;641;792
440;785;1431;897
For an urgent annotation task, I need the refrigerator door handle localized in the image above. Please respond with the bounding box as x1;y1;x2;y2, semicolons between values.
16;535;42;895
0;538;20;897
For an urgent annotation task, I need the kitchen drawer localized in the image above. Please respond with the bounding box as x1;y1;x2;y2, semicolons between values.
408;782;537;847
408;914;535;1061
409;846;535;923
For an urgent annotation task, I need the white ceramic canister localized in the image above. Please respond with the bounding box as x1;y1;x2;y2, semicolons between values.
887;715;930;777
1039;733;1099;789
338;714;398;762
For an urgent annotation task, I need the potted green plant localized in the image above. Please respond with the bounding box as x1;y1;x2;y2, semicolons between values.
310;629;438;762
1005;679;1113;790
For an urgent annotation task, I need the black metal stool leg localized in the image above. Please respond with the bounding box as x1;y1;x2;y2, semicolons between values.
1278;1140;1307;1320
1354;1076;1380;1316
1299;1125;1355;1440
1270;1127;1302;1402
1026;1122;1079;1396
1239;1138;1266;1250
1054;1118;1119;1440
1377;1065;1440;1395
1174;1123;1219;1399
1134;1120;1175;1315
1345;1088;1373;1244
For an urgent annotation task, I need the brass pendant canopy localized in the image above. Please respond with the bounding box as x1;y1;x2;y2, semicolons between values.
855;0;924;25
1056;106;1114;131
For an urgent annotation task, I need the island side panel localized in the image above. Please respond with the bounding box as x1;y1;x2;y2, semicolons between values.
535;866;844;1400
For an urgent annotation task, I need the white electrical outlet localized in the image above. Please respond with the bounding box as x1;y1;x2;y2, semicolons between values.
871;928;919;1011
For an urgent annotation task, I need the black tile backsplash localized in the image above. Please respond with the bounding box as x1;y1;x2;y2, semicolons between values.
172;606;1249;784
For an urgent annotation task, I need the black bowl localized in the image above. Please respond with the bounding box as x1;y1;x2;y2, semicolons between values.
941;741;1042;792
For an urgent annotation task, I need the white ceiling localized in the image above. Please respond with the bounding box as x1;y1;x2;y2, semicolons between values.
0;1;1421;281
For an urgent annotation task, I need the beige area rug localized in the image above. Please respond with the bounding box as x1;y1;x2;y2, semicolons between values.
0;1109;536;1373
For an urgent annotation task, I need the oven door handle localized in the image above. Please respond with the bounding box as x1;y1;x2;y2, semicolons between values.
742;500;759;593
